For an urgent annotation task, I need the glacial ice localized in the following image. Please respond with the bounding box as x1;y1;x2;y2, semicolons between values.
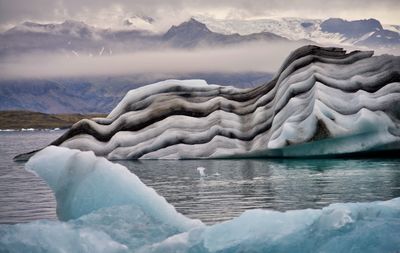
2;146;400;253
24;146;201;229
16;45;398;160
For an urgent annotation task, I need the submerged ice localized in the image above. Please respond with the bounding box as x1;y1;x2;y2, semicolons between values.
2;146;400;253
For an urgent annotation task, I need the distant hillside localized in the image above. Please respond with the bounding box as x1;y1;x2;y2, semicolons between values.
0;73;273;114
0;110;106;129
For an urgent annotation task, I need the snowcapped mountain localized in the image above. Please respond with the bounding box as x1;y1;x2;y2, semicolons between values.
0;19;159;56
196;17;341;44
1;16;398;56
196;16;400;50
163;18;291;47
0;18;297;56
320;18;400;48
320;18;382;38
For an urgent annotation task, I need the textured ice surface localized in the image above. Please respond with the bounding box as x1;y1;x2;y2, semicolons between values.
31;45;400;160
2;146;400;253
24;146;201;229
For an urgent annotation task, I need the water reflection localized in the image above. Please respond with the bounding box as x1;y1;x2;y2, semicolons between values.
117;158;400;224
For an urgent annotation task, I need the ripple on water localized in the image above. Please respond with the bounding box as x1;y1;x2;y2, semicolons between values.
1;131;400;224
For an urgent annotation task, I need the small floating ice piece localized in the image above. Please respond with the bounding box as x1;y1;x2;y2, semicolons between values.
197;167;206;177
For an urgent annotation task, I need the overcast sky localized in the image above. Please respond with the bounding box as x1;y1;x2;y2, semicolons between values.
0;0;399;31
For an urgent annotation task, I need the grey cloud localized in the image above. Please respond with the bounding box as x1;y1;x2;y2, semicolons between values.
0;0;399;30
0;0;62;25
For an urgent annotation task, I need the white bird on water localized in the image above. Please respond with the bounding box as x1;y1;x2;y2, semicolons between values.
197;167;206;177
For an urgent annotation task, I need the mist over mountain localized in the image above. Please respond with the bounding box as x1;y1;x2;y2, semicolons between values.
0;18;299;57
2;16;398;57
0;16;399;113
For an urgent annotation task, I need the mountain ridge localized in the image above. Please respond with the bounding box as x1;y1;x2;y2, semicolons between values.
2;16;399;56
0;17;298;56
197;16;400;50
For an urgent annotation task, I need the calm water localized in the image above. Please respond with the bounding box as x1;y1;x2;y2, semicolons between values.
1;131;400;224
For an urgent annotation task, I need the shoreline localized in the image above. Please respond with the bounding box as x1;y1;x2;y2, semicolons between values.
0;110;107;130
0;127;65;132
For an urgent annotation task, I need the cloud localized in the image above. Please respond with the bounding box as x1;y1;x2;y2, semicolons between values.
0;41;308;79
0;0;399;31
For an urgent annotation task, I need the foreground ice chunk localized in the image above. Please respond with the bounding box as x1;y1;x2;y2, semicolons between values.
25;146;201;231
2;198;399;253
2;146;400;253
148;200;400;253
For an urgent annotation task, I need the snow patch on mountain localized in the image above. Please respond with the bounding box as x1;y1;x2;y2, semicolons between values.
195;16;344;45
123;15;156;32
195;16;400;50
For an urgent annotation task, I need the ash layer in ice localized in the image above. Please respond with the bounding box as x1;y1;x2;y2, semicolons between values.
16;45;400;160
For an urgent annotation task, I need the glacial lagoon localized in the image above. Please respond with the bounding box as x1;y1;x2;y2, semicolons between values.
1;130;400;226
1;141;399;252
